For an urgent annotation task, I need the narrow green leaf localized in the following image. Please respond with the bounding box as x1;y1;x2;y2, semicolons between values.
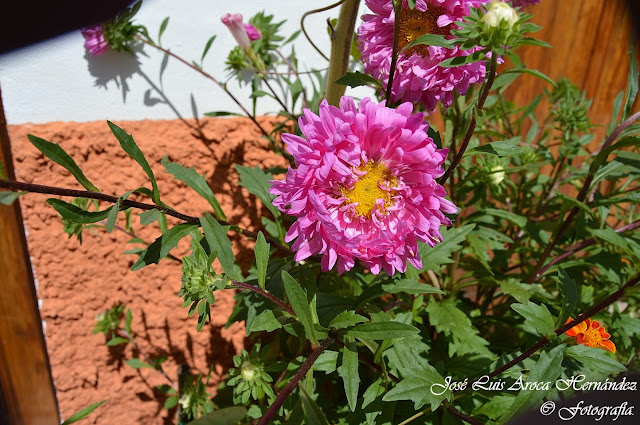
335;71;383;89
557;268;577;327
125;358;154;369
254;232;270;290
204;111;243;117
200;35;217;62
329;311;368;329
382;279;443;295
139;209;164;225
464;139;522;157
28;134;99;192
556;193;594;217
282;271;318;344
346;322;419;340
47;199;113;223
158;17;169;45
61;400;106;425
624;35;639;120
483;208;528;228
106;337;129;346
162;156;226;220
131;223;197;270
512;301;556;335
107;121;161;204
0;191;25;205
186;406;247;425
338;339;360;411
235;165;278;217
299;385;330;425
164;396;178;410
200;213;242;280
125;309;133;335
501;68;556;87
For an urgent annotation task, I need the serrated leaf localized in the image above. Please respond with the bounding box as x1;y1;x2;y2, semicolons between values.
512;301;556;336
162;156;226;220
329;311;368;329
132;223;197;270
200;213;242;281
565;345;626;374
346;322;419;340
418;224;475;272
61;400;106;425
383;364;449;411
125;358;153;369
299;385;330;425
47;199;113;223
254;232;269;289
339;339;360;411
335;71;383;89
247;310;282;333
186;407;247;425
472;395;515;420
28;134;99;192
282;271;318;344
107;121;161;204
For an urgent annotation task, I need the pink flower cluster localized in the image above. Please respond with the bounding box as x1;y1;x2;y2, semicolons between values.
81;25;109;56
271;97;456;275
358;0;490;110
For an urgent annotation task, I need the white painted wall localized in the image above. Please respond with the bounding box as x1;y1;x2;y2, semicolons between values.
0;0;373;124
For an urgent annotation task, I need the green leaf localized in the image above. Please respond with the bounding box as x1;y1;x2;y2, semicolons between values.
439;50;487;67
464;139;522;157
499;346;565;423
61;400;106;425
139;209;164;226
346;322;419;340
472;395;516;420
512;301;556;336
201;35;217;62
163;396;178;410
106;337;129;346
162;156;226;220
315;350;339;373
565;345;626;374
247;310;282;333
418;224;475;272
299;384;330;425
28;134;99;192
483;208;528;228
200;213;242;281
254;232;270;290
335;71;383;89
501;68;556;87
556;193;594;217
235;165;279;218
282;271;318;344
186;406;248;425
125;309;133;334
47;199;113;223
407;0;416;9
204;111;243;117
158;17;169;44
624;36;639;120
339;339;360;411
557;268;577;327
131;223;198;270
0;191;25;205
426;299;492;357
125;358;153;369
383;364;450;411
401;34;455;53
329;311;368;329
382;279;443;295
107;121;161;204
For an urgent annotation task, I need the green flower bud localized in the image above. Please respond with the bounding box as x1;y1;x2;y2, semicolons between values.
482;1;519;29
489;165;506;186
240;360;257;382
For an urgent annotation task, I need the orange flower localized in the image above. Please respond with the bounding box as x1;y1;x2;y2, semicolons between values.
565;318;616;353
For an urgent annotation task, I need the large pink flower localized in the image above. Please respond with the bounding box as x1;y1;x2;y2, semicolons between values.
270;97;457;275
358;0;490;110
81;25;109;56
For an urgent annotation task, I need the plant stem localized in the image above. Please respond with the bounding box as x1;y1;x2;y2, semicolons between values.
230;281;295;316
262;78;295;119
445;401;483;425
135;35;271;139
474;273;640;383
301;0;347;62
385;0;401;102
0;179;293;255
325;0;361;106
257;337;336;425
439;52;498;185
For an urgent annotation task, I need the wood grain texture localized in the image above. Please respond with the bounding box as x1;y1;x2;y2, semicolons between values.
0;87;59;424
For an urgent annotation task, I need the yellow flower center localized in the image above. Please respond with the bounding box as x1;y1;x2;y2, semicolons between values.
398;5;451;56
341;162;396;217
582;327;603;347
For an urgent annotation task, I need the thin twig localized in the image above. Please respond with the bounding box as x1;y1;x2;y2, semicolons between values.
0;179;293;255
230;281;295;316
445;401;484;425
257;337;336;425
385;1;401;102
263;78;295;119
300;0;347;61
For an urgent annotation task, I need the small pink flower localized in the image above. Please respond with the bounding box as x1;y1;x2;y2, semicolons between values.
81;25;109;56
244;23;262;41
221;13;252;52
270;96;457;276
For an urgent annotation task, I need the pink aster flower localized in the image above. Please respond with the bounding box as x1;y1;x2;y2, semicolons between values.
81;25;109;56
358;0;490;110
245;23;262;41
270;96;457;276
509;0;541;8
221;13;253;52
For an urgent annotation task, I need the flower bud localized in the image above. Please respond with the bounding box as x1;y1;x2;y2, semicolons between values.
489;165;505;186
81;25;110;56
221;13;252;53
482;1;519;29
240;360;257;382
244;23;261;41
